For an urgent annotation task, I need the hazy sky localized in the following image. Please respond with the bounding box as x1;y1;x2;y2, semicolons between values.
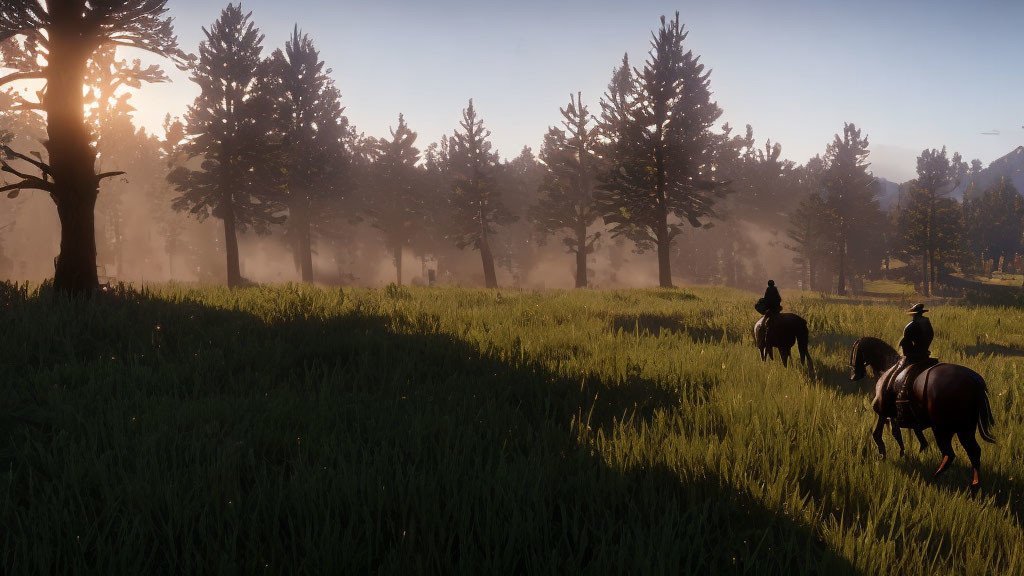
120;0;1024;182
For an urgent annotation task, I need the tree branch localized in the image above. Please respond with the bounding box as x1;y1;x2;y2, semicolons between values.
96;171;126;183
0;179;53;195
1;145;50;177
0;71;44;86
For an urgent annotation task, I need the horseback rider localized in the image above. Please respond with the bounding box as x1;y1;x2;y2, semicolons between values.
899;303;933;362
885;303;936;425
756;280;783;344
763;280;782;314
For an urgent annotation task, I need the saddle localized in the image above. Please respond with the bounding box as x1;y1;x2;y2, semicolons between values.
882;356;939;427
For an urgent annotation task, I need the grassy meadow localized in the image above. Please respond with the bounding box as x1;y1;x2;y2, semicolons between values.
1;282;1022;574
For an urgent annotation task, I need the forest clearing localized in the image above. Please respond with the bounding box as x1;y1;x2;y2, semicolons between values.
1;283;1021;574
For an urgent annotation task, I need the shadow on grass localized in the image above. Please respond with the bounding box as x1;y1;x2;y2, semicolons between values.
0;285;858;574
964;343;1024;359
895;442;1022;523
608;313;743;344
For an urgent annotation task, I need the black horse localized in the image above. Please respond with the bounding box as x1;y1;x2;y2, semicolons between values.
849;336;996;490
753;313;810;367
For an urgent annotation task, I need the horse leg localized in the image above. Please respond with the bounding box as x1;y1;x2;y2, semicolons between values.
872;414;887;459
890;423;906;456
933;428;956;477
914;428;928;452
760;347;767;362
780;348;790;367
958;428;982;493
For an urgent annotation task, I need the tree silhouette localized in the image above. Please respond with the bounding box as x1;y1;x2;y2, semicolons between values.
596;13;727;288
364;114;423;285
963;177;1023;273
0;0;180;293
264;27;349;283
168;4;282;287
897;147;966;294
445;100;513;288
820;123;884;295
532;93;603;288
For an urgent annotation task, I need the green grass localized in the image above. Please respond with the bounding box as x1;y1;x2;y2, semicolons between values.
1;282;1021;574
861;279;917;298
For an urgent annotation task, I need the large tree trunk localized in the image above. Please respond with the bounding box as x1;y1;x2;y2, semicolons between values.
222;195;242;287
393;244;403;285
46;22;99;294
575;225;588;288
480;231;497;288
656;220;673;288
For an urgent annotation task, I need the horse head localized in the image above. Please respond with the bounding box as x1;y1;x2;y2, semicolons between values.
850;338;867;381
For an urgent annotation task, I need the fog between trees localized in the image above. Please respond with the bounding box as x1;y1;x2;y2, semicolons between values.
1;4;1021;293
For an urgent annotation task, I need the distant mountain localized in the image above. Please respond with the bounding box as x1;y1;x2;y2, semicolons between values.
957;145;1024;201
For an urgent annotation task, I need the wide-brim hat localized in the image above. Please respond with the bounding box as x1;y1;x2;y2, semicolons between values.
905;303;928;314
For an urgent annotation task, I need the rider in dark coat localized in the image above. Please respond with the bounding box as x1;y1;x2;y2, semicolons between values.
899;303;933;362
757;280;783;345
763;280;782;315
887;303;936;425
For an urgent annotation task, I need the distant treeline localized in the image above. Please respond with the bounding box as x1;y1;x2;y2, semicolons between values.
1;2;1021;293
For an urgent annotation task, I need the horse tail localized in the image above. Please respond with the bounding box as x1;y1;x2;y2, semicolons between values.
977;385;997;444
797;319;811;367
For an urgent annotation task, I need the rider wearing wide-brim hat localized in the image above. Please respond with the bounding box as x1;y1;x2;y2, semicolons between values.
899;303;933;362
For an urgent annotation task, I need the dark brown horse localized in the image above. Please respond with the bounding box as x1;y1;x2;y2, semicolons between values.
849;336;996;490
753;313;810;367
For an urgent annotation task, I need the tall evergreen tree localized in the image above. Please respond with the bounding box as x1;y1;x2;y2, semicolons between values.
897;147;965;294
820;123;884;295
0;0;180;293
168;4;282;287
263;27;349;283
364;114;423;285
532;93;603;287
786;156;833;290
963;177;1023;272
496;146;545;283
445;99;513;288
596;13;727;287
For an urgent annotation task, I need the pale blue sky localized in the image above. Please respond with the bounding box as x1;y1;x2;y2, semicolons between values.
126;0;1024;182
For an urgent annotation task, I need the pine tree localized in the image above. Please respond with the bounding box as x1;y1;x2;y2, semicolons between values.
364;114;423;285
532;93;603;287
0;0;180;293
445;99;513;288
263;27;349;283
821;123;885;295
596;13;727;287
897;147;965;294
497;146;545;283
963;177;1023;272
786;157;833;290
168;4;282;287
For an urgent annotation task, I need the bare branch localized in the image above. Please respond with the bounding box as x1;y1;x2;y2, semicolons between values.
1;145;50;176
0;180;52;196
0;71;44;86
96;171;126;183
